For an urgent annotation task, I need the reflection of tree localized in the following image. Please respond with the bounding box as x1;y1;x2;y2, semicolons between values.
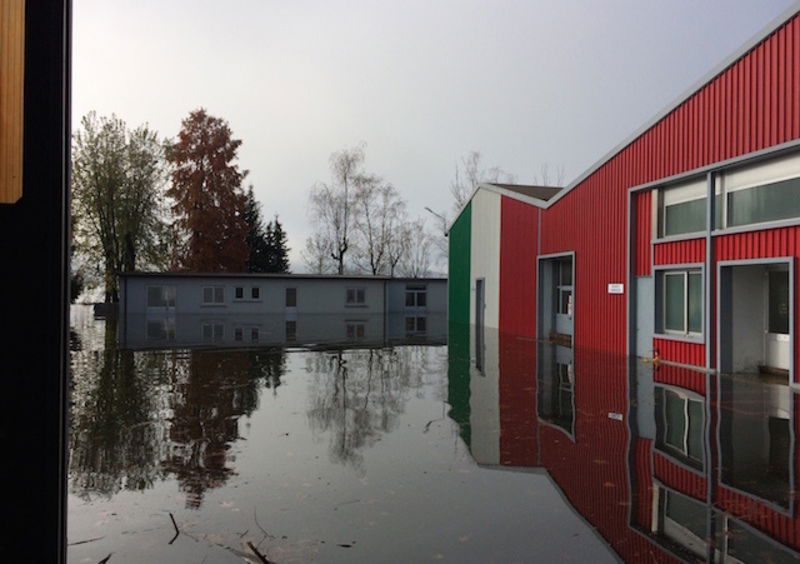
69;316;173;498
69;314;287;508
305;347;426;473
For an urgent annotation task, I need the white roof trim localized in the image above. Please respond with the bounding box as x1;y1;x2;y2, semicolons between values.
542;1;800;209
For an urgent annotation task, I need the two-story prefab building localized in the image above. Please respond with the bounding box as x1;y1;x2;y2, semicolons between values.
119;272;446;349
449;3;800;383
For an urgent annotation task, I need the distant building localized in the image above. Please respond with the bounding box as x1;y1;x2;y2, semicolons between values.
118;272;446;349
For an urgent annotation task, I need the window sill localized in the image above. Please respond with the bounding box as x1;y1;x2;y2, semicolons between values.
654;232;706;244
654;332;704;344
232;299;263;303
345;304;368;308
200;303;227;307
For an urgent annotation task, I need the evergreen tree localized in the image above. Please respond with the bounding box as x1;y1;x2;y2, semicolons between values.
265;216;290;273
243;186;270;272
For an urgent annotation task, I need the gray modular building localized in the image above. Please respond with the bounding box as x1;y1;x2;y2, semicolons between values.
118;272;447;350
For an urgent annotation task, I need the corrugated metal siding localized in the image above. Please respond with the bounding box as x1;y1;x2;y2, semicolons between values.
653;452;706;501
539;13;800;355
653;238;705;265
652;363;706;395
634;191;653;277
539;350;676;561
498;333;538;466
499;197;538;338
448;202;471;328
652;338;705;368
716;486;799;549
716;225;800;260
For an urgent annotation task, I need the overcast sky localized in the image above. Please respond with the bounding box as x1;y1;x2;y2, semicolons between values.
73;0;798;271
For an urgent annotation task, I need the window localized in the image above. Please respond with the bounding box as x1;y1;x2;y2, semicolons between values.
717;152;800;229
660;270;702;336
234;327;243;341
656;388;704;469
235;286;244;299
658;179;707;237
346;322;365;340
286;287;297;307
251;287;260;300
202;323;224;342
251;328;259;342
285;320;296;342
146;286;176;308
405;285;427;308
556;258;572;315
203;286;224;305
346;287;365;305
405;316;427;334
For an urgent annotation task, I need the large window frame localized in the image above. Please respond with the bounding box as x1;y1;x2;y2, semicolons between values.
655;266;704;340
657;179;707;239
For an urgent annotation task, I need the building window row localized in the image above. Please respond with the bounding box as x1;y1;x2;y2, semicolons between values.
234;286;261;300
657;152;800;238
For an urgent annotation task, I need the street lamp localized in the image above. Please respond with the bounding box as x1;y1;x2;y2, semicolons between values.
424;207;448;237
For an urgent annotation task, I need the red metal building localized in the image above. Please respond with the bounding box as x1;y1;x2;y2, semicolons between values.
450;3;800;385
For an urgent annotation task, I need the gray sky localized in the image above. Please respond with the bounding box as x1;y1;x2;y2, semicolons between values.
74;0;798;271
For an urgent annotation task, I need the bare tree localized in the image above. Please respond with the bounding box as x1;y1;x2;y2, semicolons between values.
302;231;334;274
398;218;433;278
307;144;366;274
450;150;516;214
531;162;566;187
352;177;407;275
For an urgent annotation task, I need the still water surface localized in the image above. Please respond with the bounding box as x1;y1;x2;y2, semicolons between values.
68;306;800;562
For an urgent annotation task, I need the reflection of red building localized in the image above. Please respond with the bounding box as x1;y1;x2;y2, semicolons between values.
455;331;800;561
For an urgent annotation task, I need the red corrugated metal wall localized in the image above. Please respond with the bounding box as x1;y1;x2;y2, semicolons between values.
539;14;800;355
652;363;706;395
652;338;705;368
653;453;707;501
653;238;706;265
538;350;675;561
634;191;652;277
499;197;538;338
498;332;538;466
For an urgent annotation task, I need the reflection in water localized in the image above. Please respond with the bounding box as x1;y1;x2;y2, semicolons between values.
70;313;287;508
305;348;430;474
445;320;800;563
70;306;800;562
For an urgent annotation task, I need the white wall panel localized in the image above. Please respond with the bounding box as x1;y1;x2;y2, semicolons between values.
470;189;501;329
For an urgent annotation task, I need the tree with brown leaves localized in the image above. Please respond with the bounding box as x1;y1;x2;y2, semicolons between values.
167;109;249;272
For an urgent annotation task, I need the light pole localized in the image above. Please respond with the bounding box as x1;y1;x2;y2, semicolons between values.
424;207;448;237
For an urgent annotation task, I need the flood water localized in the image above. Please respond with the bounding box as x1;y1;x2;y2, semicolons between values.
68;305;800;563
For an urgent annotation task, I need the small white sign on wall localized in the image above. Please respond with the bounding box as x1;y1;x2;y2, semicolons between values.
608;283;624;295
